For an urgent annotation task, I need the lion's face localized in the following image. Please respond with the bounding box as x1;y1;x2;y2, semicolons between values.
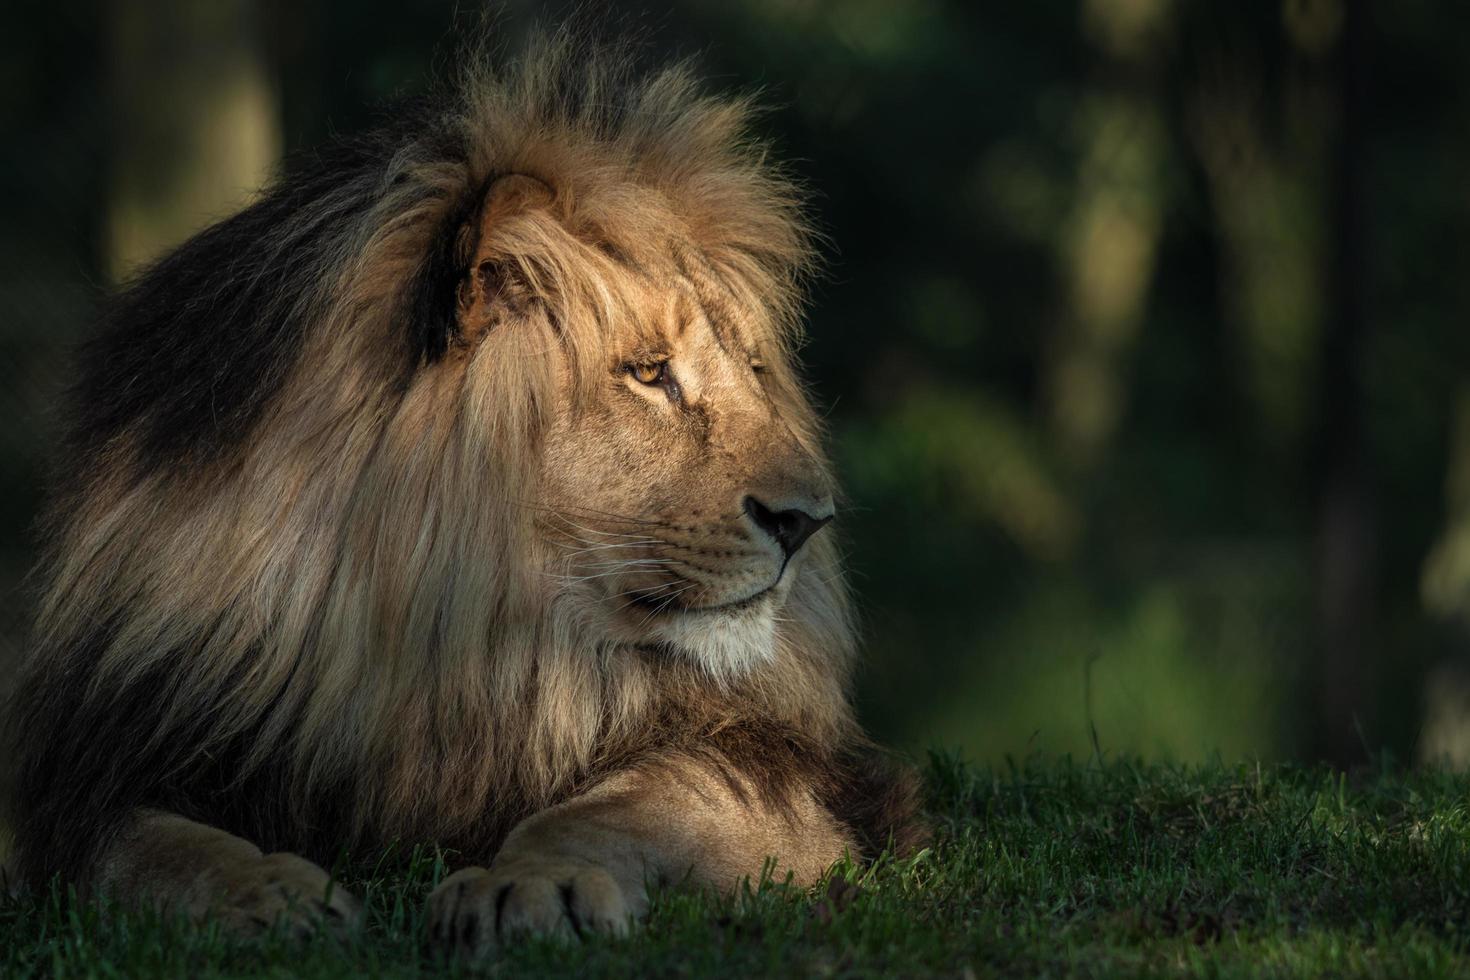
536;268;832;672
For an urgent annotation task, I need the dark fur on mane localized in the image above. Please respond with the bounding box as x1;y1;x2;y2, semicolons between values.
73;127;417;472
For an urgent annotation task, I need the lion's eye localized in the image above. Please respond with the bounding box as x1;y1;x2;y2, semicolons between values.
629;361;667;386
630;362;664;385
624;359;681;402
749;355;767;374
629;364;664;387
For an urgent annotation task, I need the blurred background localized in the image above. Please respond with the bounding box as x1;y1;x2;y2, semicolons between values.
3;0;1468;769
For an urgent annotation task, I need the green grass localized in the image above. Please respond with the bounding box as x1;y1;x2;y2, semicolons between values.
7;754;1470;978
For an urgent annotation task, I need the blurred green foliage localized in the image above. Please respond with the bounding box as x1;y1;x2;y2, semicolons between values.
3;0;1469;765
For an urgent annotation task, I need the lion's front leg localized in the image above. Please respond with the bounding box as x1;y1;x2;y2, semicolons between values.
427;760;851;954
93;809;361;937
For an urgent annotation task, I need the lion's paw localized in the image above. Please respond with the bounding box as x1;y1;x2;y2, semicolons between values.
427;858;636;955
207;851;361;939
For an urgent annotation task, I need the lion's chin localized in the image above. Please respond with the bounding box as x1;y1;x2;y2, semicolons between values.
582;582;785;677
645;597;779;676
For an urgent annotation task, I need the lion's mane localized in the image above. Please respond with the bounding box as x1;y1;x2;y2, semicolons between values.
7;32;920;888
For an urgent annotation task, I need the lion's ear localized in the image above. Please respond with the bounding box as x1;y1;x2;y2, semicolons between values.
455;174;556;347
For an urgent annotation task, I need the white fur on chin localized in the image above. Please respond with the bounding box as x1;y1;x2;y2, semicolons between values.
648;597;780;678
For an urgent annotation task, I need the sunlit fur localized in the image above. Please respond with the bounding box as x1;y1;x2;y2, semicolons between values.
7;32;919;888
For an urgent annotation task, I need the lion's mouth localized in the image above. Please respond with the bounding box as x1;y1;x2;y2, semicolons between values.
689;585;776;614
628;582;775;616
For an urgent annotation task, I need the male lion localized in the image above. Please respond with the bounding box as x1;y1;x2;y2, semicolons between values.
5;35;922;951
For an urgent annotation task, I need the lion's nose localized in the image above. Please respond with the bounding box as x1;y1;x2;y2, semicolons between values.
743;496;832;559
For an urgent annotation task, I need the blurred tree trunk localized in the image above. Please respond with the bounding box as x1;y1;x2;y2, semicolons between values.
1043;0;1167;471
107;0;280;280
1311;0;1376;766
1420;391;1470;764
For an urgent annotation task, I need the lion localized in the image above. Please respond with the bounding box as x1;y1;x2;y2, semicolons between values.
4;33;923;951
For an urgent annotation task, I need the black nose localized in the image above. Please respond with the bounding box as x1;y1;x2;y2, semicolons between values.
743;496;832;559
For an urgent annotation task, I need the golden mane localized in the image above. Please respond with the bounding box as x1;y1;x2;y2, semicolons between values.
8;32;882;885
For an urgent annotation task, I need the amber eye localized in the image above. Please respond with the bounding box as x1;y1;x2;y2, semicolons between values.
630;362;665;385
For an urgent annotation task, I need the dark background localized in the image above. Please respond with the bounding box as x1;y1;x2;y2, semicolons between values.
4;0;1469;768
